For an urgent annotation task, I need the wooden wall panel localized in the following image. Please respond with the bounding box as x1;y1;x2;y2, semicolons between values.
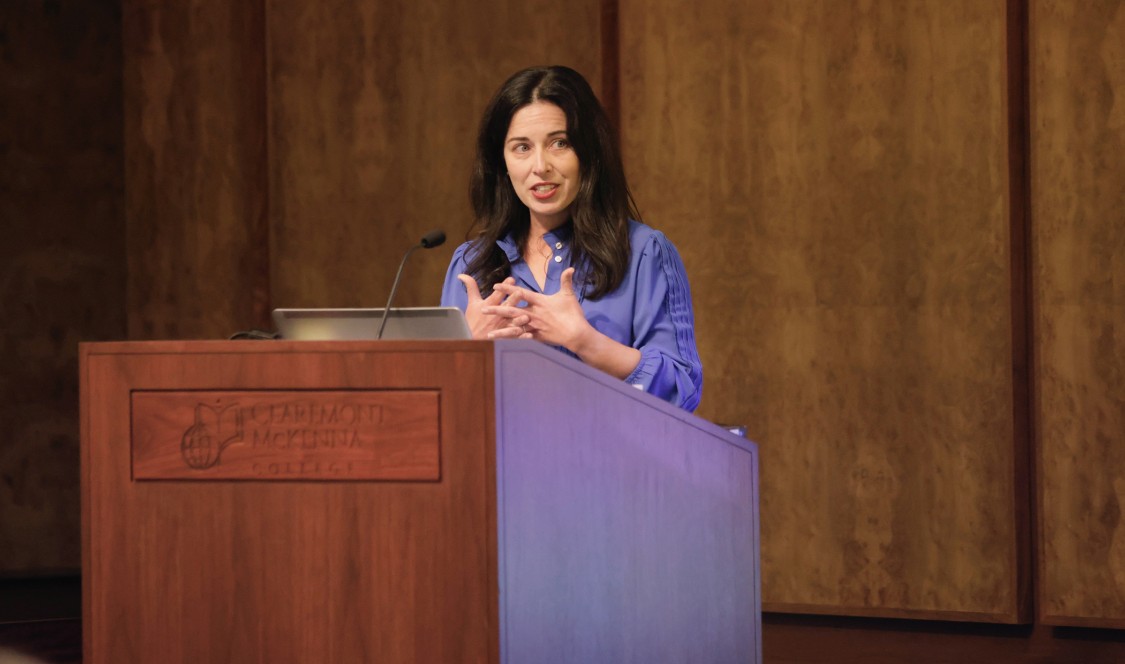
621;1;1023;620
1033;0;1125;628
0;2;122;574
123;0;269;339
266;0;602;310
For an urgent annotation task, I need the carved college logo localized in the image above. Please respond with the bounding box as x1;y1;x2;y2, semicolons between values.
181;402;245;469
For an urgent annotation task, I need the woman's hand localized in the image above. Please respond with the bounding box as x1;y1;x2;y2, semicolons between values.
484;268;591;349
458;275;529;340
484;268;642;379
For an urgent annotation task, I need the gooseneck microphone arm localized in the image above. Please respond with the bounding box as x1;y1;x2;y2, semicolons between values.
376;229;446;340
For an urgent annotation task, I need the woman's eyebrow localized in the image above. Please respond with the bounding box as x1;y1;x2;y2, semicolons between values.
506;130;568;144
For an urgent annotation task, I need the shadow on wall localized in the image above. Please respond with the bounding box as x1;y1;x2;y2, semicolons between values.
1;248;124;574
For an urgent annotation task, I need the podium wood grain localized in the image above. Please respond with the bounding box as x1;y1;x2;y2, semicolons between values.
81;340;760;663
82;341;497;663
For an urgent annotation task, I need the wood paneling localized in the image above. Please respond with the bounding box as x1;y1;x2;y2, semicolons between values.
0;1;123;574
1032;0;1125;628
14;0;1125;639
266;0;603;311
122;0;604;325
82;342;497;662
123;0;269;339
621;1;1023;620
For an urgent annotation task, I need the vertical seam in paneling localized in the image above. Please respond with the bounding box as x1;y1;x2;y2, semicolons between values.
1006;0;1034;625
257;0;273;328
119;4;131;341
599;0;621;130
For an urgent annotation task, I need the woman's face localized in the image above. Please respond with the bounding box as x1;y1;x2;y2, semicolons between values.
503;101;581;230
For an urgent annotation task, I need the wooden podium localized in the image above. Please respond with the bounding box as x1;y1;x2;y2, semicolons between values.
80;340;760;663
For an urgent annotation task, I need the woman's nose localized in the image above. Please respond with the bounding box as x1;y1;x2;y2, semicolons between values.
532;149;551;174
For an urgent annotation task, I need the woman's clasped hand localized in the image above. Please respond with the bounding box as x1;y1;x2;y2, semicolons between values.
480;267;589;347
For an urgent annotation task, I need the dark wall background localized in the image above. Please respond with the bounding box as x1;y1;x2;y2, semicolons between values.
0;1;123;576
3;0;1125;661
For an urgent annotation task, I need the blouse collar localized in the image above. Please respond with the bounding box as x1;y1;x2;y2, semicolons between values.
496;221;575;262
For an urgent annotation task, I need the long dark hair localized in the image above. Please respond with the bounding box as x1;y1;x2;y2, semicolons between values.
465;65;639;299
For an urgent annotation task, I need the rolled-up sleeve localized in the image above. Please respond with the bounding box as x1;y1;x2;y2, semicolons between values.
623;232;703;412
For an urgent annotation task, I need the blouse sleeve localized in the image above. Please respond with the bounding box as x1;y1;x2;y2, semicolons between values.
622;232;703;412
439;242;472;311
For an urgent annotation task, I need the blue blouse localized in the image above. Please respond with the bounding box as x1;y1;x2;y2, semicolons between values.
440;220;703;412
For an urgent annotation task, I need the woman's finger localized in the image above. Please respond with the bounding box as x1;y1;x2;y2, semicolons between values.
457;274;482;303
558;267;576;296
480;305;525;319
481;277;516;305
486;325;524;339
493;282;545;306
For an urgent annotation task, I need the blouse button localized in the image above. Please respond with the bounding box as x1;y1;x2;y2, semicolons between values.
554;255;562;263
555;242;563;249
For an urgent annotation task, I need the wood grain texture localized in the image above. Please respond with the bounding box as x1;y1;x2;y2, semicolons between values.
621;0;1022;619
82;340;757;662
123;0;269;339
0;1;123;574
1032;0;1125;628
82;341;497;663
266;0;602;311
131;390;440;480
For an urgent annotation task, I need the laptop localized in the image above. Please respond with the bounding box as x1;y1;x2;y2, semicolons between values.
272;307;471;341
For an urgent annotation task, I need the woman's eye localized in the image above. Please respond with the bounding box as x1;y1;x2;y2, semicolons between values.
553;139;570;149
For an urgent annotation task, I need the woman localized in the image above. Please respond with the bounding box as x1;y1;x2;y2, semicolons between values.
440;66;703;412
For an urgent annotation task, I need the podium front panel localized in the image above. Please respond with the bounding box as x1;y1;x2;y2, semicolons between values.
81;341;500;664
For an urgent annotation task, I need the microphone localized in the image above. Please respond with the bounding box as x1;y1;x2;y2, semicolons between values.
376;229;446;339
419;228;446;249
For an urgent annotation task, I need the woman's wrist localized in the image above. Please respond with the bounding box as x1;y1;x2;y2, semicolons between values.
569;325;642;381
566;320;600;358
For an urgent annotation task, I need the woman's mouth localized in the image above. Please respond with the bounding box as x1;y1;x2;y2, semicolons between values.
531;183;559;200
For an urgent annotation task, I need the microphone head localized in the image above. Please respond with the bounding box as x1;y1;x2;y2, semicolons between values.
420;229;446;249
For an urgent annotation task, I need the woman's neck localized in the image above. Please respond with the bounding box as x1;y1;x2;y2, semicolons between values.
528;213;566;241
524;214;567;253
521;214;568;290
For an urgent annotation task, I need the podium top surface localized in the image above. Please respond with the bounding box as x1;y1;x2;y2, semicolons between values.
80;338;755;454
